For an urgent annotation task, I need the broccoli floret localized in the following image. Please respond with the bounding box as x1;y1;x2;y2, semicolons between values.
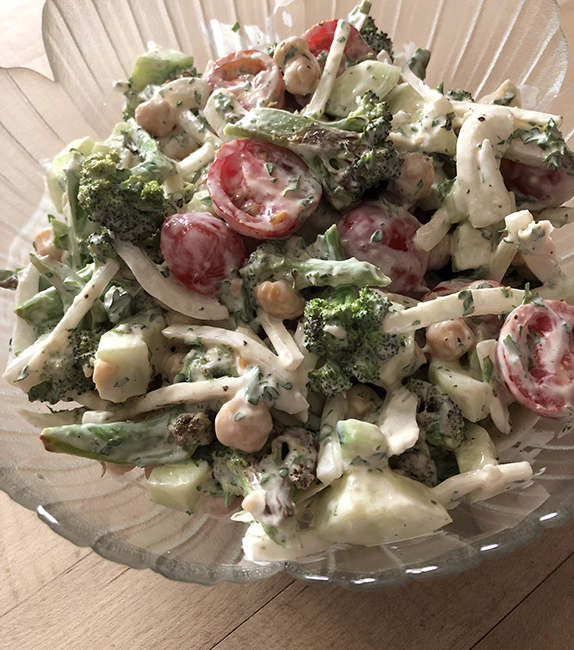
389;438;438;487
225;91;402;211
212;447;256;497
78;119;175;245
212;427;318;546
405;378;465;451
408;48;431;81
303;287;401;396
446;89;474;103
242;225;389;295
27;327;106;404
507;118;574;173
78;152;169;244
360;15;394;61
220;225;390;323
175;344;239;383
168;412;215;448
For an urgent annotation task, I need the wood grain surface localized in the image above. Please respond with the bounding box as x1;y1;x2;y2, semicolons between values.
2;2;574;649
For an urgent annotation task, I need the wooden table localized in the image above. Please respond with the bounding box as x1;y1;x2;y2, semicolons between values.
2;2;574;648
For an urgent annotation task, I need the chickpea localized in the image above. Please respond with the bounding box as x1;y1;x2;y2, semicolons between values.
135;99;177;137
425;319;476;362
273;37;321;96
388;152;435;205
346;384;378;419
92;358;120;390
215;392;273;453
256;280;306;320
163;351;187;383
34;227;64;261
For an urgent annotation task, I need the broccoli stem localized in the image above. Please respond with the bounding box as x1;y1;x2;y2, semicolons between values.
125;118;175;183
40;407;194;465
286;257;390;290
321;224;346;261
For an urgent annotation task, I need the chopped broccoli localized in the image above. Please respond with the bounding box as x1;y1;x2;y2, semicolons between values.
225;91;402;211
507;118;574;173
27;327;106;404
219;225;390;323
168;412;215;448
212;447;256;497
175;344;239;383
77;119;175;245
405;378;465;451
40;405;204;465
408;48;431;81
360;15;394;61
212;427;318;546
241;225;389;295
446;89;474;102
303;287;401;396
389;438;438;487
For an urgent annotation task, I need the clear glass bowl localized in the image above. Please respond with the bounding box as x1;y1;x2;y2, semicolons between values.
1;0;574;589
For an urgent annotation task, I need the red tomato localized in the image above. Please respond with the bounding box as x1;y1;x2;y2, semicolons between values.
160;212;247;296
207;138;322;239
204;49;285;110
338;201;429;295
500;158;574;209
496;299;574;419
302;19;375;76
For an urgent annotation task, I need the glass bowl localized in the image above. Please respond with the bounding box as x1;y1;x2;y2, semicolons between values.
1;0;574;589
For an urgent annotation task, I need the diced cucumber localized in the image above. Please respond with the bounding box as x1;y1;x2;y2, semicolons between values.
146;460;213;513
312;468;452;546
336;419;387;468
130;48;196;92
428;360;490;422
326;61;401;117
95;311;167;403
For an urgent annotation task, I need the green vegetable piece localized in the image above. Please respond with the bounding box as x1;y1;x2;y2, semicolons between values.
47;137;96;213
40;407;196;465
146;460;215;513
129;47;196;92
326;61;401;117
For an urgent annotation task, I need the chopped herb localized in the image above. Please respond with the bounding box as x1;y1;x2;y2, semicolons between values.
458;289;475;316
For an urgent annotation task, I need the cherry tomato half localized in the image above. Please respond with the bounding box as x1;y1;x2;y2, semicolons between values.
500;158;574;210
207;138;322;239
496;299;574;419
160;212;247;296
302;19;375;76
338;201;429;295
204;49;285;110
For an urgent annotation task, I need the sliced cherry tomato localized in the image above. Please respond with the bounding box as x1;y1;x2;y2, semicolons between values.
496;299;574;419
204;49;285;110
500;158;574;209
302;19;375;76
207;138;322;239
338;201;429;295
160;212;247;296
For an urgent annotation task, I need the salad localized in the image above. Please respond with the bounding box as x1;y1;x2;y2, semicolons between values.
3;0;574;563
